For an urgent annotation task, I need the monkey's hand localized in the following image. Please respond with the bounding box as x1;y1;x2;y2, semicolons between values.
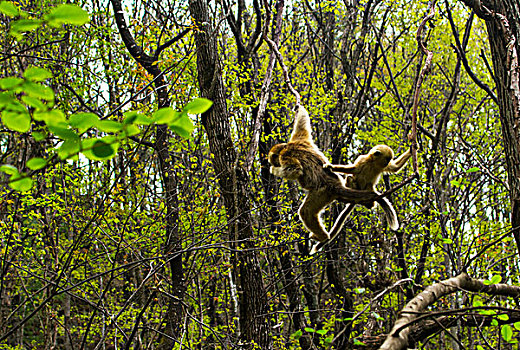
323;163;332;170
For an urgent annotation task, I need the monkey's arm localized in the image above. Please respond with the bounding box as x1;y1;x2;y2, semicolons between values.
323;163;357;174
385;149;411;173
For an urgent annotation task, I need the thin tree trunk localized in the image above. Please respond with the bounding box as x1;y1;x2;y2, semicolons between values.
188;0;271;346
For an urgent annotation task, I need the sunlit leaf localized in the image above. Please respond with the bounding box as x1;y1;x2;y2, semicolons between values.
48;125;79;141
498;314;510;321
0;77;23;90
34;109;66;125
1;110;31;132
169;114;194;138
26;157;47;170
22;81;54;101
9;173;33;192
10;19;42;37
69;112;99;132
23;67;52;82
57;139;80;160
0;164;18;175
183;98;213;114
0;1;19;17
97;119;122;133
501;324;513;342
21;95;46;111
153;107;176;124
0;92;14;108
45;4;89;27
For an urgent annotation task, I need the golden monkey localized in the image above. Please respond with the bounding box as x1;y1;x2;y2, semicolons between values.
310;145;411;254
268;106;378;243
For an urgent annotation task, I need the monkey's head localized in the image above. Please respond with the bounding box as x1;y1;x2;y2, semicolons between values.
369;145;394;167
268;143;287;167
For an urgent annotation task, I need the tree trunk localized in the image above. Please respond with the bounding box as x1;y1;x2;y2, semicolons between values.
188;0;271;347
472;0;520;258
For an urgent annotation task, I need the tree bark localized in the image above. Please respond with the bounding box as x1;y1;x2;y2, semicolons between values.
188;0;271;347
460;0;520;259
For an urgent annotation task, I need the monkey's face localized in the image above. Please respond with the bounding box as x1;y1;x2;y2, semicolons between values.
268;143;287;167
370;145;394;167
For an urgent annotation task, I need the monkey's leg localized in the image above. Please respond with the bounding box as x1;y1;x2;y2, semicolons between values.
298;190;332;242
376;197;399;230
310;203;356;255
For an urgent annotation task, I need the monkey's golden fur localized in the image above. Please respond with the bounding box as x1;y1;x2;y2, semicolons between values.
310;145;411;254
268;106;378;243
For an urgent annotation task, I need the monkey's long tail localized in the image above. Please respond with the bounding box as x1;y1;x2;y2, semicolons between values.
376;197;399;230
309;203;355;255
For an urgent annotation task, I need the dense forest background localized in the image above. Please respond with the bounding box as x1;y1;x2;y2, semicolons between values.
1;0;520;349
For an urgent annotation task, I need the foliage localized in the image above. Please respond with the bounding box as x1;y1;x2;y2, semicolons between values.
0;0;519;348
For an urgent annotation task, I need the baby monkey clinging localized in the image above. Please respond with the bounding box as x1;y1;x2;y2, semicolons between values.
310;145;411;254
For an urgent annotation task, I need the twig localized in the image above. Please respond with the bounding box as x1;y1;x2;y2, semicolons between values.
261;0;301;106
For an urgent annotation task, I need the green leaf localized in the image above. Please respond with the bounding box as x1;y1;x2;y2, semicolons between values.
91;140;114;158
316;329;328;335
34;109;66;125
442;238;453;244
0;77;23;90
491;319;498;326
354;288;366;294
153;107;177;124
9;173;33;192
466;167;479;173
477;346;485;350
133;113;153;125
32;131;46;141
501;324;513;342
514;321;520;331
1;110;31;132
10;19;42;37
81;137;119;161
21;95;46;111
291;329;302;340
123;111;138;124
498;314;510;321
0;164;18;175
22;81;54;101
123;124;140;137
490;275;502;284
473;300;483;307
26;157;46;170
304;327;315;333
169;114;194;138
57;139;80;160
45;4;89;27
69;112;99;132
97;120;122;133
183;98;213;114
23;67;52;82
48;125;79;141
0;92;15;108
0;1;20;17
